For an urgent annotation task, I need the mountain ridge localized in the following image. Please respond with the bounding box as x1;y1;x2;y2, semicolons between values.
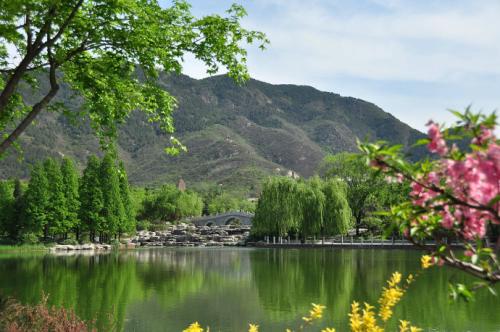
0;73;424;194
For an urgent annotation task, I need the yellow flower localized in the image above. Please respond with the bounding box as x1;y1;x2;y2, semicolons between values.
399;320;410;332
388;272;402;287
321;328;336;332
399;319;422;332
183;322;203;332
349;301;384;332
421;255;433;269
406;274;414;285
302;303;325;323
378;272;405;322
248;323;259;332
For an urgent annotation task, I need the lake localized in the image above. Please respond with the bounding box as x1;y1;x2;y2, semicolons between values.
0;248;498;331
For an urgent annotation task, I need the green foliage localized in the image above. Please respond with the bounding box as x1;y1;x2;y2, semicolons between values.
252;176;351;238
0;181;14;238
139;184;203;223
118;162;135;235
79;156;103;240
0;154;135;243
60;158;80;234
319;152;403;235
43;158;68;237
99;154;126;240
23;163;49;238
0;0;267;155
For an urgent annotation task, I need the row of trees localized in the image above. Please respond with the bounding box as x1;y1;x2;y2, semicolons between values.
252;176;352;238
0;155;134;243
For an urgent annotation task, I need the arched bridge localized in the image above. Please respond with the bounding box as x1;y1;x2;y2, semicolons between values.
190;211;254;227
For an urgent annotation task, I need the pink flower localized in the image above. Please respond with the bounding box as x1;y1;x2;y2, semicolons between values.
472;125;495;145
427;121;448;156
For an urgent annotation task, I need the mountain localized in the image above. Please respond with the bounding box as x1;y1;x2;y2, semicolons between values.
0;73;424;193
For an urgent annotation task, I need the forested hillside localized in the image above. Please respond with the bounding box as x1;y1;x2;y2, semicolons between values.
0;74;424;192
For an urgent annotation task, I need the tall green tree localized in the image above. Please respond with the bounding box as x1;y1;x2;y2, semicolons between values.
43;158;67;237
3;179;26;240
117;161;135;236
252;177;301;236
24;163;49;238
0;180;14;238
0;0;267;155
79;155;103;242
321;179;352;235
61;157;80;238
319;153;387;236
296;179;324;239
99;154;125;240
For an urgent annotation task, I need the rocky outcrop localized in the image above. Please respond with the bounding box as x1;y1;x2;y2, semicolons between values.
51;243;113;251
133;223;251;247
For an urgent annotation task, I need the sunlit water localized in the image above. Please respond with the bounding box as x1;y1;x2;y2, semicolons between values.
0;248;498;331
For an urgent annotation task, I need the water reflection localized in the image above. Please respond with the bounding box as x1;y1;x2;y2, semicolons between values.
0;248;498;331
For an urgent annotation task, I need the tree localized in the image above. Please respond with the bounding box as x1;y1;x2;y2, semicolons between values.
361;109;500;295
79;155;103;242
0;180;14;238
43;158;67;238
0;1;267;155
99;154;125;241
117;161;135;236
322;178;352;236
24;163;49;238
61;157;80;238
319;153;387;236
252;177;301;237
296;178;324;239
139;184;203;223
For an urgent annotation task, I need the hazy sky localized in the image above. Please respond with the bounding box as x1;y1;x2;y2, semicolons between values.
161;0;500;132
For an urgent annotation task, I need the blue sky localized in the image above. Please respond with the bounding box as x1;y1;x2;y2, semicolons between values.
164;0;500;131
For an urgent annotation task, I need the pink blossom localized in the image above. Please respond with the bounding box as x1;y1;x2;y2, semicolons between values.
427;121;448;156
472;125;494;145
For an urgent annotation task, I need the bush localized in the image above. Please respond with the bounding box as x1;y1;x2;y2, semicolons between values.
0;295;95;332
147;223;168;232
136;220;151;231
20;233;39;245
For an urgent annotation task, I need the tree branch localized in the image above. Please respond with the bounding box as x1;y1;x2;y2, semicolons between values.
0;47;60;155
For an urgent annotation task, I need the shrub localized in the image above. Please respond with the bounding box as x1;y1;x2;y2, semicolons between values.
0;295;95;332
20;233;39;245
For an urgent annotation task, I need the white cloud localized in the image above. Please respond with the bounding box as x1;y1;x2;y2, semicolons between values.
178;0;500;131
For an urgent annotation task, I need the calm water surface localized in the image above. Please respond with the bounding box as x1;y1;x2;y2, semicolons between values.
0;248;498;331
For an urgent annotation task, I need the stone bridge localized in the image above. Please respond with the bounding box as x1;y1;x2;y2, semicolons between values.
190;211;254;227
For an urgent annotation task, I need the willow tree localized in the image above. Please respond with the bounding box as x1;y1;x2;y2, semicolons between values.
296;180;324;239
0;0;267;155
252;177;302;236
321;178;352;235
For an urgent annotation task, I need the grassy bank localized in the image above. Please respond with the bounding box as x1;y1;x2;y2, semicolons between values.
0;244;51;252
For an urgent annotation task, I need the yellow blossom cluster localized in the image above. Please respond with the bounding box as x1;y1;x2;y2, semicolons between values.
378;272;404;322
399;320;422;332
183;322;204;332
349;302;384;332
302;303;326;323
421;255;433;269
248;323;259;332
